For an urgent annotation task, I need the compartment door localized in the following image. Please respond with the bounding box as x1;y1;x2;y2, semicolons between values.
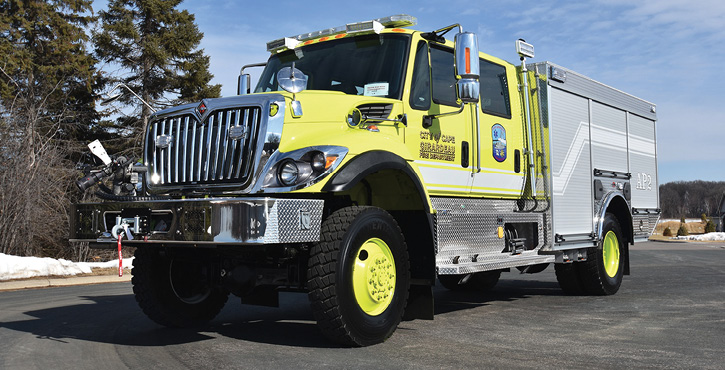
549;88;593;236
628;114;658;209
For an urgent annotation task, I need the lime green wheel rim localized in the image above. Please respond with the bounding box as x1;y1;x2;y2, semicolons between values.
602;230;620;278
351;238;396;316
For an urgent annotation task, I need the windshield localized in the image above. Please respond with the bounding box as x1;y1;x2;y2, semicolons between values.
255;34;410;99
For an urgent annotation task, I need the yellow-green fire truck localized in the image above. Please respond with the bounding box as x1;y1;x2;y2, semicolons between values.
71;15;660;346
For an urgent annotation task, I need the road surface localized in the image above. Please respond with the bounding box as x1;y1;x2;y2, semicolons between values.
1;241;723;369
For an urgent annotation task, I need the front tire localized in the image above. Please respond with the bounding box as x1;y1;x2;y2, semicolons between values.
307;206;410;346
132;248;228;327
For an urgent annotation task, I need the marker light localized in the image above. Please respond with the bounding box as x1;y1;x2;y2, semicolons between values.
465;48;471;74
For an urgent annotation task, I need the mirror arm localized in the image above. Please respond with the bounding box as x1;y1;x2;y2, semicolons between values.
422;104;465;128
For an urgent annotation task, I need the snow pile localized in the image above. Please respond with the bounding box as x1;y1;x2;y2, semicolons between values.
0;253;134;281
672;232;725;241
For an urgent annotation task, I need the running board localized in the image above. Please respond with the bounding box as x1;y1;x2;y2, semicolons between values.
437;254;555;275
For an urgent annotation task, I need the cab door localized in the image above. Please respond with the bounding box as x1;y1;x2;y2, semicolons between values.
470;59;525;198
405;40;474;197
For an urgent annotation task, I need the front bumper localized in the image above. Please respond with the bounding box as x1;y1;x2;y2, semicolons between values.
70;198;324;246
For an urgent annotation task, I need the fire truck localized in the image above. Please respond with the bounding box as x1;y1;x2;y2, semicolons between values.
71;15;659;346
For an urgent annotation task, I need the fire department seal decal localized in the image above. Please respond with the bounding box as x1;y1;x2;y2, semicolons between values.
492;124;506;162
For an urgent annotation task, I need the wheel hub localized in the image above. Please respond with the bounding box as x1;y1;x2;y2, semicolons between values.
352;238;396;316
602;230;620;278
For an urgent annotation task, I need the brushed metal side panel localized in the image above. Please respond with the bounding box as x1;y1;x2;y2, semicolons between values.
532;62;657;121
628;114;659;209
591;102;628;173
549;88;593;235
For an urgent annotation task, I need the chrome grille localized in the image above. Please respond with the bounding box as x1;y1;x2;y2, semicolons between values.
147;107;261;186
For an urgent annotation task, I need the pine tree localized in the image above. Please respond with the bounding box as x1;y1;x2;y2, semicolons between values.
0;0;99;257
94;0;221;136
0;0;99;134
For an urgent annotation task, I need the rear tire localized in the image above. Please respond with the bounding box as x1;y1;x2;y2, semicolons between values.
307;206;410;346
555;213;625;296
577;213;625;295
132;248;228;327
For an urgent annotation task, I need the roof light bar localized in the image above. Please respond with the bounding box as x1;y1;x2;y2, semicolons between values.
346;20;384;34
266;14;417;53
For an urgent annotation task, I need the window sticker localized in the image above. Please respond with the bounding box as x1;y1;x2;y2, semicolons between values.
364;82;389;97
492;124;507;162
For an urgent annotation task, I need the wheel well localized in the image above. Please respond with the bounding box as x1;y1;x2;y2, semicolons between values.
328;168;435;283
604;196;633;245
322;152;436;319
603;195;632;276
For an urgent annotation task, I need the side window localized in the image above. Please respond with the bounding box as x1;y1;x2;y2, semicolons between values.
409;41;431;110
430;45;458;107
479;59;511;118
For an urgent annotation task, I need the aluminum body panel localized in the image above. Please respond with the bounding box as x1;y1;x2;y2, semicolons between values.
591;102;628;173
548;88;594;235
531;61;660;243
431;197;552;274
531;62;657;121
628;113;659;209
70;198;324;245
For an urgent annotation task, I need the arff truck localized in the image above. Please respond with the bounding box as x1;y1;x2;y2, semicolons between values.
71;15;660;346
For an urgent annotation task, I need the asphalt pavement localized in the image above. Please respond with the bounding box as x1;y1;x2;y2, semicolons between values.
0;241;723;369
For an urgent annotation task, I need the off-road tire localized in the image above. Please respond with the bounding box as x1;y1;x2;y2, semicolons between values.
132;248;228;327
576;213;625;295
555;213;625;296
307;206;410;346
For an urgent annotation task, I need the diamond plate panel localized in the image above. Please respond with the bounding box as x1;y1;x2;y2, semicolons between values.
264;199;324;244
432;197;551;274
633;212;660;239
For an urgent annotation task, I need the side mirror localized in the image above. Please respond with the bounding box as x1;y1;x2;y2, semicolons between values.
454;32;480;103
277;64;307;94
347;108;363;127
238;74;251;95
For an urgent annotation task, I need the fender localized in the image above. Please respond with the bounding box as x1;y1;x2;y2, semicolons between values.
596;192;633;242
322;150;431;213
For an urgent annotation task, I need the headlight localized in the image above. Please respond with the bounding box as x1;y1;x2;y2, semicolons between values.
311;151;326;172
277;160;299;186
261;146;348;191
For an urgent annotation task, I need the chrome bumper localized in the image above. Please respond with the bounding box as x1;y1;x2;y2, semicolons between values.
70;198;324;245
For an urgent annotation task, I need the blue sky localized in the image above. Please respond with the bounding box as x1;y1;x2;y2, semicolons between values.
96;0;725;184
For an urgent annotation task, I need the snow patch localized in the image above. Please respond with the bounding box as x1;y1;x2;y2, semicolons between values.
672;232;725;241
0;253;134;281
